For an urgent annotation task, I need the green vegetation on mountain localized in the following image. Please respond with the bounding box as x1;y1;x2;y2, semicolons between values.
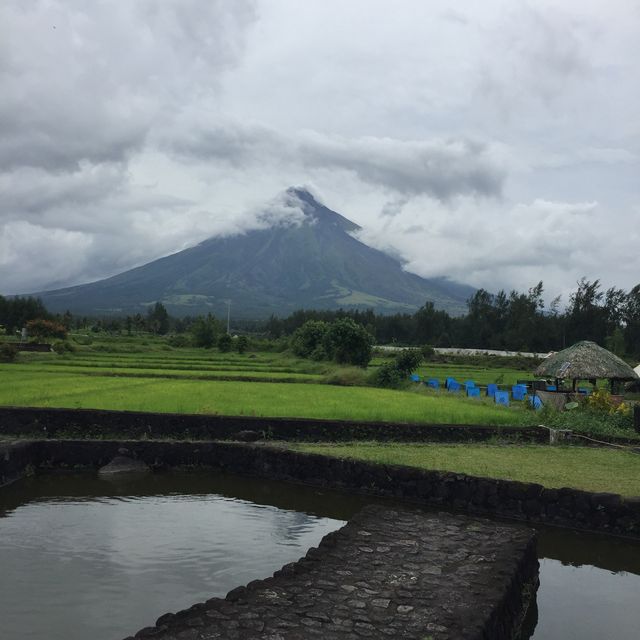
28;189;474;318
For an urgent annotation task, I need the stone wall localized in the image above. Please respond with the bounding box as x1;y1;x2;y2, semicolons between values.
0;406;547;443
4;439;639;539
124;506;538;640
0;441;37;486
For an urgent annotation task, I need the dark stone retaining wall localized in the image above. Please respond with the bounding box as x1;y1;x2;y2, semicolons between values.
125;506;538;640
2;439;639;539
0;441;36;487
0;406;547;443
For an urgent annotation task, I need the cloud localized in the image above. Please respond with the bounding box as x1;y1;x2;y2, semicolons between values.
160;119;506;200
0;0;638;302
0;1;256;172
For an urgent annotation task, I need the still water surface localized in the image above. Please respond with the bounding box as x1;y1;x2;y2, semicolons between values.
1;471;639;640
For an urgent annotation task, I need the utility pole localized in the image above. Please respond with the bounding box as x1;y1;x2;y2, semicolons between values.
226;299;231;334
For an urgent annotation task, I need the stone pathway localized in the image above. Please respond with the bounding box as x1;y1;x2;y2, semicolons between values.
125;506;537;640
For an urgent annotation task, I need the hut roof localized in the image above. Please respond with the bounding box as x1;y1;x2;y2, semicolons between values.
534;341;639;380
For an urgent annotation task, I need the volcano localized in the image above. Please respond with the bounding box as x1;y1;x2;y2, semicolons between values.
31;188;474;317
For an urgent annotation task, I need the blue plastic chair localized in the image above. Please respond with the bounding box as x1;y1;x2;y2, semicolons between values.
577;387;591;395
546;385;557;392
467;387;481;398
528;395;543;410
486;383;498;397
448;380;461;392
445;377;456;390
495;390;510;406
512;384;527;401
410;374;420;383
426;378;439;389
464;380;476;389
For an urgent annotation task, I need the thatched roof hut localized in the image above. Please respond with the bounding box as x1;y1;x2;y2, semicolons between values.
535;341;639;383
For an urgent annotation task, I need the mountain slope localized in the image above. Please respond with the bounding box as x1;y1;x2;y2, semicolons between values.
31;188;475;317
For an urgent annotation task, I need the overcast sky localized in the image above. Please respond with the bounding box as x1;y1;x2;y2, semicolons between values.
1;0;638;305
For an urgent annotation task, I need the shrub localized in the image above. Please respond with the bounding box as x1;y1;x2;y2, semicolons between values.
421;344;436;360
0;343;18;362
371;349;423;388
52;341;75;354
191;317;219;348
323;318;374;367
324;366;367;386
26;318;67;340
236;335;249;354
217;333;232;352
167;334;192;348
370;361;404;388
395;349;423;376
291;321;329;358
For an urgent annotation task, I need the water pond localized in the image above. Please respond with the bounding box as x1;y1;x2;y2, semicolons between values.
0;471;638;640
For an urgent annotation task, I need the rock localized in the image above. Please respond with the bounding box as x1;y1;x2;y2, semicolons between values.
98;455;150;475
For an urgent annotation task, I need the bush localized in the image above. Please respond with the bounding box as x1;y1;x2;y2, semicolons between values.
421;344;436;360
236;335;249;354
26;318;67;340
0;343;18;363
291;321;329;358
191;317;220;348
371;349;423;388
395;349;423;376
72;334;93;346
370;361;405;388
167;334;192;348
324;366;367;386
52;340;75;354
218;333;232;352
323;318;374;367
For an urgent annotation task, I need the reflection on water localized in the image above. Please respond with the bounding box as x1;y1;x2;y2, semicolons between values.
1;470;639;640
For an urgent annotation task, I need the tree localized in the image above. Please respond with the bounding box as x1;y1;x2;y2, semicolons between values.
26;318;67;341
218;333;232;352
147;302;170;335
623;284;640;358
323;318;373;367
191;315;221;348
372;348;422;387
236;335;249;354
291;321;329;358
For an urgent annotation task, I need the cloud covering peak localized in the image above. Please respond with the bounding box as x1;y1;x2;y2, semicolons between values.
1;0;638;300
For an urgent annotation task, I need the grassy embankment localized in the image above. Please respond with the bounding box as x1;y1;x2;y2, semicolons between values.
291;443;640;497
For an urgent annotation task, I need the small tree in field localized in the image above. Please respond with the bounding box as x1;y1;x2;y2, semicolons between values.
236;335;249;354
323;318;373;367
218;333;232;353
291;320;329;358
26;318;67;341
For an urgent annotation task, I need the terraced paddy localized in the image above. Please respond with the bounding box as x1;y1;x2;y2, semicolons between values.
0;335;548;425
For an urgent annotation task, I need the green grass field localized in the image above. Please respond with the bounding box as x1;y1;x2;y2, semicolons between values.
292;443;640;497
1;334;635;438
0;367;534;425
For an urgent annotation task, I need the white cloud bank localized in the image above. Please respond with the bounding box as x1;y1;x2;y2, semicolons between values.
0;0;638;303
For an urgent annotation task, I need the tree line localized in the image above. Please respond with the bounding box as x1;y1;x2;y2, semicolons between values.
2;278;639;359
267;279;640;359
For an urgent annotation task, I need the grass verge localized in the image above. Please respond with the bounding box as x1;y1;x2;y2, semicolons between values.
290;442;640;497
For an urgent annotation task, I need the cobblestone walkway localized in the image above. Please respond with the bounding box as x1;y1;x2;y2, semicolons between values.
126;506;537;640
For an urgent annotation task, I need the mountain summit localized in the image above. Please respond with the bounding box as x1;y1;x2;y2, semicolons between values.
31;188;474;317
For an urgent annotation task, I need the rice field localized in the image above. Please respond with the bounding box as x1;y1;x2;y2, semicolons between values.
0;334;538;425
0;367;534;425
